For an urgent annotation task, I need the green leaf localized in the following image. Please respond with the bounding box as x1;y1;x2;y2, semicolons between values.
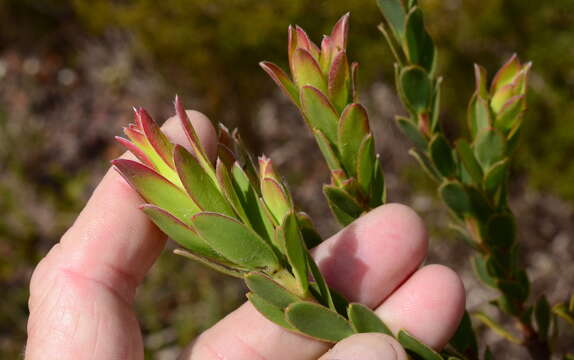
473;312;521;344
328;51;350;113
455;139;483;185
300;86;339;145
449;311;478;359
245;272;299;309
409;148;441;182
112;159;200;222
260;61;300;107
141;205;220;259
247;292;293;330
291;48;327;93
347;303;392;335
261;177;292;224
280;213;309;295
356;134;376;194
313;129;342;172
472;255;497;288
484;159;509;200
323;185;363;226
173;248;246;278
174;146;236;217
429;134;455;178
370;156;387;206
396;116;427;149
398;330;442;360
376;0;406;39
439;181;472;219
535;295;551;340
467;94;492;139
553;303;574;327
231;163;275;242
307;253;335;310
430;77;442;132
192;212;280;271
474;129;507;170
490;54;521;95
286;302;355;342
338;103;370;174
485;213;515;249
215;159;250;224
404;7;435;72
400;66;432;114
296;212;323;248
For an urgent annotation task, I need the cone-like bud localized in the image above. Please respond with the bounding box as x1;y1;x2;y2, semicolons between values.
260;14;385;223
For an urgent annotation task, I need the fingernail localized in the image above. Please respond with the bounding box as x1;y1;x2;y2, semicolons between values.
325;338;398;360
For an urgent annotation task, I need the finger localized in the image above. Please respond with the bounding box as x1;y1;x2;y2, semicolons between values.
312;204;428;308
375;264;466;349
185;204;429;360
318;333;408;360
29;111;216;307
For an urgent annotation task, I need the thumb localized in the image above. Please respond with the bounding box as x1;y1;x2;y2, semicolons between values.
318;333;408;360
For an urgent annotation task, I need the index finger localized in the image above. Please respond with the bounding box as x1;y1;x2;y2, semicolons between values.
29;110;217;306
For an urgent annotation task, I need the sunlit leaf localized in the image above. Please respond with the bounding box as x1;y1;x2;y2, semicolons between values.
286;301;354;342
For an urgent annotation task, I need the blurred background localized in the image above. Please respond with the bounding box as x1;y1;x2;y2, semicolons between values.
1;0;573;358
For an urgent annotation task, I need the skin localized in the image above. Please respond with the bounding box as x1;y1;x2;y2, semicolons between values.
26;111;466;360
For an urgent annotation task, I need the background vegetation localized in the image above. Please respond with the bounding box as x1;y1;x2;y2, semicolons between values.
1;0;572;357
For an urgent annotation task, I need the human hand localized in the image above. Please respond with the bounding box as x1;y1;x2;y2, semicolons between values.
26;111;465;360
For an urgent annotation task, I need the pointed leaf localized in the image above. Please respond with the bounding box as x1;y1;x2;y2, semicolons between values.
231;163;274;241
307;253;335;310
377;0;406;39
449;311;479;359
136;108;175;169
350;62;360;103
115;136;153;168
490;54;521;95
455;139;483;185
535;295;551;340
192;212;280;271
292;48;327;93
286;302;354;342
430;77;442;132
313;129;342;171
348;303;392;335
112;159;200;221
330;13;350;53
439;181;472;219
429;134;455;177
553;303;574;327
260;61;300;107
141;205;220;259
473;312;521;344
409;148;440;182
245;272;299;309
484;159;509;199
261;178;292;224
296;212;323;248
472;255;497;288
323;185;363;226
404;7;435;72
247;292;293;329
474;129;507;170
174;146;236;217
280;213;309;295
370;155;387;206
294;25;320;60
400;66;432;114
328;51;350;113
474;64;488;99
396;116;427;149
338;103;370;174
173;248;246;278
356;134;376;193
300;86;339;145
175;97;217;184
398;330;442;360
467;94;492;139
